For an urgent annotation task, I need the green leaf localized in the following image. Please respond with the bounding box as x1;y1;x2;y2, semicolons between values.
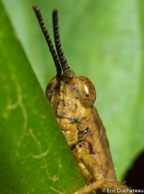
0;2;85;194
2;0;144;181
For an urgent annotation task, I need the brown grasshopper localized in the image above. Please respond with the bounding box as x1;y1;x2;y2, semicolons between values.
33;6;132;194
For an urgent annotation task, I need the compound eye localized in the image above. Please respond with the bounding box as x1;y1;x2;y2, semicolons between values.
46;77;58;101
77;76;96;107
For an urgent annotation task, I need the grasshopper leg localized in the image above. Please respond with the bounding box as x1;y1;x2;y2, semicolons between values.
73;180;133;194
73;179;106;194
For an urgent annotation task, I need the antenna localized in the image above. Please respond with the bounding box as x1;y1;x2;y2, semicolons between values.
52;9;71;78
33;5;61;77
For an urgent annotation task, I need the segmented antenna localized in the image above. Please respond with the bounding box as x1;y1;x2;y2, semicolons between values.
33;5;61;77
52;9;71;78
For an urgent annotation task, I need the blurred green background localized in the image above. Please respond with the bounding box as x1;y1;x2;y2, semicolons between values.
0;0;144;193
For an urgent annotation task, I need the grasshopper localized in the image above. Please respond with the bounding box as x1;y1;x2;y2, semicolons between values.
33;6;132;194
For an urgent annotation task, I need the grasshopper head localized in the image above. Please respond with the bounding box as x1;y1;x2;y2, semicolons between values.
33;6;96;119
46;71;96;120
